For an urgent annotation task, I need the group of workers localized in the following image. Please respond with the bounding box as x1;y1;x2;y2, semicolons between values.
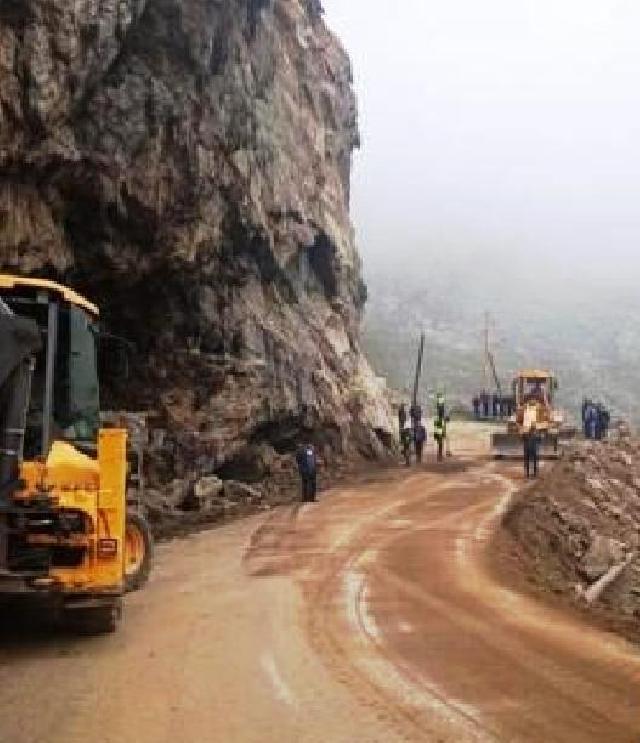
294;390;613;503
294;394;452;503
472;391;515;419
582;399;610;440
398;394;450;466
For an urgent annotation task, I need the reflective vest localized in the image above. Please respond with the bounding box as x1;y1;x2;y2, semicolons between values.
434;419;445;438
523;404;537;431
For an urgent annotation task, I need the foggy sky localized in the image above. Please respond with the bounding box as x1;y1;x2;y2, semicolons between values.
322;1;640;288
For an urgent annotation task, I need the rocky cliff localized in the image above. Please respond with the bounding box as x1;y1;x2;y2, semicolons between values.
0;0;392;496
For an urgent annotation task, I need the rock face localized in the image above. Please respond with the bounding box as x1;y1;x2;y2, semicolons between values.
0;0;393;484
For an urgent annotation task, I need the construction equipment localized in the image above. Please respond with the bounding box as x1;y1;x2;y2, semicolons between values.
0;275;152;633
491;369;573;459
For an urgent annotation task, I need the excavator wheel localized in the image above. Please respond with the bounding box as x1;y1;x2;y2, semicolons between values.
124;512;154;593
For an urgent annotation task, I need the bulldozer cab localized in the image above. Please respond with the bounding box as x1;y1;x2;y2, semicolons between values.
0;275;101;460
514;371;557;409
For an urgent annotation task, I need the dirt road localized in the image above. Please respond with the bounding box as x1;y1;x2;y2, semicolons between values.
1;455;639;742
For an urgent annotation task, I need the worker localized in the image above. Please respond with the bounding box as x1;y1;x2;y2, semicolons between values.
444;415;452;457
400;424;413;466
296;442;318;502
472;395;480;418
481;391;490;418
506;396;514;417
533;382;544;403
523;424;540;479
585;403;598;440
414;420;426;463
594;404;603;440
582;397;591;439
522;401;537;432
601;406;611;439
398;403;407;435
433;417;445;462
595;403;610;440
436;392;446;420
581;398;589;428
582;400;591;438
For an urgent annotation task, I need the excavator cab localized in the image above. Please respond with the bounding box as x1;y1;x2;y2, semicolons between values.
2;281;100;461
0;275;152;633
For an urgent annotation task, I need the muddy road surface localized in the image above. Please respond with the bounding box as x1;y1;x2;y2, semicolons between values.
1;454;639;742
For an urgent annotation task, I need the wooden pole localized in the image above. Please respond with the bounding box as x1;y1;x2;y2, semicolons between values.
412;332;425;409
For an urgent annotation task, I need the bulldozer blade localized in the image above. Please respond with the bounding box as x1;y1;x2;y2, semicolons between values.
538;443;562;460
491;433;522;460
559;426;578;441
491;433;561;461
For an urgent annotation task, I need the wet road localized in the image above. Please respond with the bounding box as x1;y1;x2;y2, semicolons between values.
1;458;639;742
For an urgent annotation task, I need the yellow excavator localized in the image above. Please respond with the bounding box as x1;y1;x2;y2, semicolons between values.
491;369;574;459
0;275;152;633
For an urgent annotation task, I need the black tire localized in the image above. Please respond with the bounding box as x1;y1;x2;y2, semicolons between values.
65;601;122;635
124;511;154;593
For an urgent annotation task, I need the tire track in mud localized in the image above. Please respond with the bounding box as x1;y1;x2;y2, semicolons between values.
245;463;640;742
247;474;496;741
290;468;503;742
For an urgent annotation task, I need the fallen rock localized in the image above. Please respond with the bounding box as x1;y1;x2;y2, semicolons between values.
586;477;605;492
194;476;224;502
224;480;264;505
169;479;192;510
579;535;627;582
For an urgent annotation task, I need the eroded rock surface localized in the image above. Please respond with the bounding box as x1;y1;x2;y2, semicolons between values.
0;0;393;497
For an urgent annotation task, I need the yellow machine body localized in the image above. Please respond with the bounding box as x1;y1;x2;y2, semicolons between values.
0;274;152;629
16;431;127;596
492;369;571;459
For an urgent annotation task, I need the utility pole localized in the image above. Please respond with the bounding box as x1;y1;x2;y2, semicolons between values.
412;332;425;409
483;311;490;392
482;311;503;403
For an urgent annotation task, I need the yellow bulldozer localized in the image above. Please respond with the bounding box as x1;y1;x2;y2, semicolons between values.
491;369;574;459
0;275;152;633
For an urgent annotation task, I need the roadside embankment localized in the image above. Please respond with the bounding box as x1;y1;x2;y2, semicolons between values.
492;433;640;643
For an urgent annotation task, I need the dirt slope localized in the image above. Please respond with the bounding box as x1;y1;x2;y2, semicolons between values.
494;435;640;643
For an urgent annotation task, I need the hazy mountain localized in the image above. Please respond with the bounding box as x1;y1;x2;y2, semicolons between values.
363;253;640;423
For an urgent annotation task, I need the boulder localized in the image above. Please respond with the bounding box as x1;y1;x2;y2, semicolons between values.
224;480;264;505
579;535;627;582
169;479;192;509
181;475;224;512
194;476;224;502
